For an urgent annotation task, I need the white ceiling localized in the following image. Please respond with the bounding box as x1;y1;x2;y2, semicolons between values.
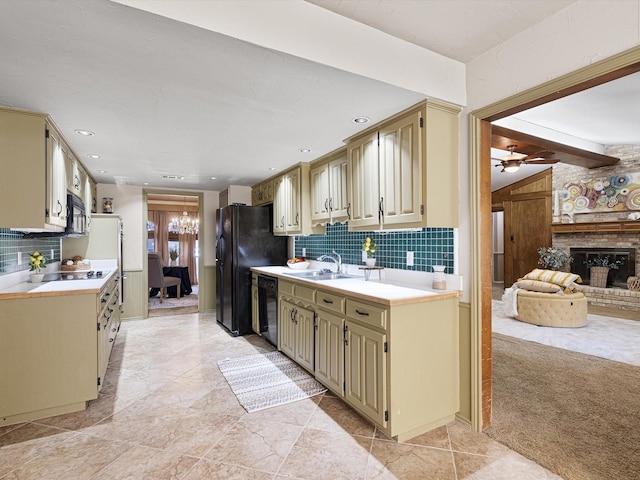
0;0;637;192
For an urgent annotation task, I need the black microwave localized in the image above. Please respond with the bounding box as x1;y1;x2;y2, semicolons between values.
66;193;86;236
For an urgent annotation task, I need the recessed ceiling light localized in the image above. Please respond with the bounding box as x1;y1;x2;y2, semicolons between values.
97;170;107;174
75;129;95;136
269;167;277;171
299;148;312;153
210;176;217;180
87;154;101;159
143;182;149;185
352;116;370;124
161;175;184;180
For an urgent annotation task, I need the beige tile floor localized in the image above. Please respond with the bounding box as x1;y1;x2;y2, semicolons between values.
0;313;561;480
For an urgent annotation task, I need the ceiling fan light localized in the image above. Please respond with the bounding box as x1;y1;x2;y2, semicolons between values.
503;164;521;173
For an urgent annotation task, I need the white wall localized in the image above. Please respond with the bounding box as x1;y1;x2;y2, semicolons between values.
98;184;221;271
458;0;640;302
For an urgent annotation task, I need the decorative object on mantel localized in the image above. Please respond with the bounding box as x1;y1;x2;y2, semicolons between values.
537;247;573;271
627;276;640;291
362;236;377;266
432;265;447;290
29;250;47;283
169;248;179;266
585;256;624;288
562;173;640;215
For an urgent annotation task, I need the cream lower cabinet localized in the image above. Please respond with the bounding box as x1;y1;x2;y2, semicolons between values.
344;300;388;428
251;274;260;334
97;275;121;391
280;278;459;441
279;281;316;373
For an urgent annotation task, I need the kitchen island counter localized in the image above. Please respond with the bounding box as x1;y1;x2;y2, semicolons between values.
251;265;460;306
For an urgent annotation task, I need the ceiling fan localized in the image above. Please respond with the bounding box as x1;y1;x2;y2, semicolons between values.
496;145;560;173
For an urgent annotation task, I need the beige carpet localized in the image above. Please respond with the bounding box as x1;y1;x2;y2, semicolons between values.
486;333;640;480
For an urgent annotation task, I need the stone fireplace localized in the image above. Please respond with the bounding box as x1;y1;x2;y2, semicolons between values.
570;247;636;288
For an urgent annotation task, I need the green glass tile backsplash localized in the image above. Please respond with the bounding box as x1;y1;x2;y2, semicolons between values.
0;228;61;275
293;223;454;273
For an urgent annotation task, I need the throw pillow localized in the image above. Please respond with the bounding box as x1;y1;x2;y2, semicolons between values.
523;269;582;288
516;279;563;293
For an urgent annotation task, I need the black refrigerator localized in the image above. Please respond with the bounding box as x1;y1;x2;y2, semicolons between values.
215;204;288;336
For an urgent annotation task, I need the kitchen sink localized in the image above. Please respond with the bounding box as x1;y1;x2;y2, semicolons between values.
284;270;358;281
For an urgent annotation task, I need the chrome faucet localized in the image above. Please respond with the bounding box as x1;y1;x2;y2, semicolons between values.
317;250;342;273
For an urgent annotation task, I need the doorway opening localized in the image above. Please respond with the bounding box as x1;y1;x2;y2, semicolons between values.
146;193;201;316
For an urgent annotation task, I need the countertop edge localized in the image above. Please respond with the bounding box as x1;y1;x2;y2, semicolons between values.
251;266;461;306
0;270;117;300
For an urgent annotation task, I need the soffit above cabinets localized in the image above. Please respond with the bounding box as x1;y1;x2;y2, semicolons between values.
491;126;620;169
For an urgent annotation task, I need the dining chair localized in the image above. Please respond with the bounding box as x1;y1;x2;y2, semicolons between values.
148;253;181;303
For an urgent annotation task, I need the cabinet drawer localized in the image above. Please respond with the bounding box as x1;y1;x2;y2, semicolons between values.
346;299;387;330
294;285;316;303
316;290;345;313
279;281;295;297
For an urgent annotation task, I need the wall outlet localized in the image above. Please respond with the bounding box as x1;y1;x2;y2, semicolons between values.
51;249;55;260
406;251;414;266
301;248;306;257
362;250;368;262
17;252;22;265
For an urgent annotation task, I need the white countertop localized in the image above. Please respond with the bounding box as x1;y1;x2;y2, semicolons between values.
0;260;118;300
252;266;460;306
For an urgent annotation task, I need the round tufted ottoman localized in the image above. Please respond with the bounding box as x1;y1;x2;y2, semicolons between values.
516;290;587;328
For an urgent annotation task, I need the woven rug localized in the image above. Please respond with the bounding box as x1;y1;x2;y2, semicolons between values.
217;351;326;413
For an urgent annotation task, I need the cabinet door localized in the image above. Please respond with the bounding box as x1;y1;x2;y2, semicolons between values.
315;309;344;395
251;185;263;206
251;285;260;334
294;305;315;373
345;320;387;427
286;169;302;234
310;163;330;224
90;179;98;213
263;180;274;203
379;113;422;226
279;298;296;359
348;133;380;228
273;176;286;234
66;151;82;197
328;156;349;222
83;173;93;232
46;126;67;228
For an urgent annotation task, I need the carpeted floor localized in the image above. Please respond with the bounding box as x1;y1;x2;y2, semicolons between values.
486;333;640;480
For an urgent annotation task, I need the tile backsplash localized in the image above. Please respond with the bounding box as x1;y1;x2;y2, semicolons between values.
293;223;455;273
0;228;61;275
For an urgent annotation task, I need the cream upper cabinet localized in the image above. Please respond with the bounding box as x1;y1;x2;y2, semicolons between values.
310;148;349;227
348;132;380;228
310;162;330;223
45;124;68;229
379;113;422;226
83;171;93;232
252;180;274;206
346;100;460;230
66;151;83;198
273;175;287;234
272;164;311;236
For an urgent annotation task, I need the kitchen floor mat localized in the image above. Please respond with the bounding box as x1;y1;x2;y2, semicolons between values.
217;351;326;413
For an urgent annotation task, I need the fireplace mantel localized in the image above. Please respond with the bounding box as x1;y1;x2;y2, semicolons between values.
551;220;640;234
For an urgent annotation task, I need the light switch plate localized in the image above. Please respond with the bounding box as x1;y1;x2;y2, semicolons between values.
407;251;414;266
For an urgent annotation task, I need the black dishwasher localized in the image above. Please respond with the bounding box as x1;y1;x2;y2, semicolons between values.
257;274;278;347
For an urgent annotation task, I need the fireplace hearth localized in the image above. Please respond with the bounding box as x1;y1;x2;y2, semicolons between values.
570;247;636;288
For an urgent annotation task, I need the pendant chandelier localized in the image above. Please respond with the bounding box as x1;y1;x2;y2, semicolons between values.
170;197;199;235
